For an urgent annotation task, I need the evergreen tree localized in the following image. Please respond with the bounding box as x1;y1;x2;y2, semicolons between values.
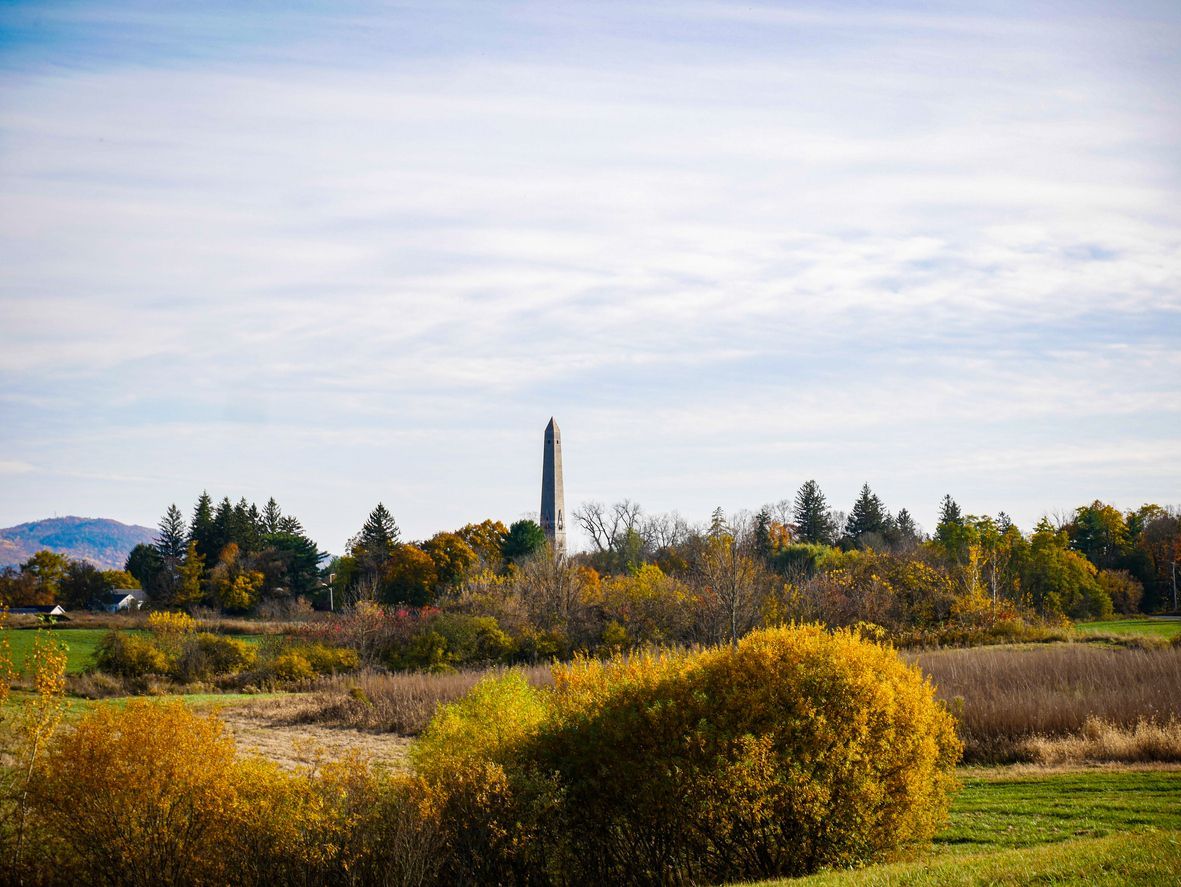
501;519;547;562
934;495;969;562
176;540;205;608
230;497;258;552
189;491;217;566
262;497;283;534
156;504;187;561
793;480;837;545
895;509;921;544
277;515;305;535
844;484;889;547
125;543;163;596
709;507;729;539
752;506;775;562
212;497;234;558
356;503;401;556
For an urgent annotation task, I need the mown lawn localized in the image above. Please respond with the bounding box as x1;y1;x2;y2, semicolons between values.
1;627;126;674
1075;618;1181;640
752;769;1181;886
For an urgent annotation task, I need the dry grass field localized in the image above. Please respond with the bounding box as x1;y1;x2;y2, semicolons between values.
913;644;1181;762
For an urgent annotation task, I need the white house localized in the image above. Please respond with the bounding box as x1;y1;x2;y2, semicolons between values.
99;590;148;613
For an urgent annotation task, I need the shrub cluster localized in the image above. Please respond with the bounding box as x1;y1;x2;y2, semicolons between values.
93;623;357;688
414;624;961;884
9;624;960;885
15;701;440;886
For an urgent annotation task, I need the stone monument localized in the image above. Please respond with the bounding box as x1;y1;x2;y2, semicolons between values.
540;417;567;557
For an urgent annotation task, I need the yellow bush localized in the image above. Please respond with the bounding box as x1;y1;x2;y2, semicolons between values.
94;631;170;677
269;650;314;683
27;701;443;885
173;632;257;680
411;671;553;882
538;624;961;882
298;642;361;675
30;700;240;884
147;610;196;635
412;624;961;884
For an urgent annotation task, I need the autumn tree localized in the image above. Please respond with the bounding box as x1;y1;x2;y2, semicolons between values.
1067;501;1129;570
383;545;438;606
422;532;478;590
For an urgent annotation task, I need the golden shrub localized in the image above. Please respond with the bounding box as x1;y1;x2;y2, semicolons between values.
412;624;961;884
269;650;315;683
147;610;196;635
298;642;361;675
536;624;962;882
30;700;240;885
27;700;443;886
94;630;170;676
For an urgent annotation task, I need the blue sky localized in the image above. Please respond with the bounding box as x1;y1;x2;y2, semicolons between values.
1;1;1179;552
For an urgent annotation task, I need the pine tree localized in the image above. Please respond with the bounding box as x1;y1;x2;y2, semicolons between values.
793;480;837;545
845;484;888;547
277;515;304;535
935;495;969;562
156;504;187;561
189;491;217;565
212;497;234;558
895;509;921;544
176;540;205;608
262;497;283;535
356;503;401;555
709;507;729;539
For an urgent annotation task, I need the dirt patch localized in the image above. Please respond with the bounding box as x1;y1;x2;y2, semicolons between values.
216;696;413;771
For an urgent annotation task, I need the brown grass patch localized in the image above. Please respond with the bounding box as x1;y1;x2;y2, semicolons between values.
1018;716;1181;765
280;665;555;735
217;697;413;770
914;644;1181;763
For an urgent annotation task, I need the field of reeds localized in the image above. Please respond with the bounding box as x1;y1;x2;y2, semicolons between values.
913;644;1181;762
280;643;1181;766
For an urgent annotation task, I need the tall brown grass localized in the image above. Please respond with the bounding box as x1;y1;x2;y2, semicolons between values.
1019;716;1181;765
287;665;555;735
914;645;1181;762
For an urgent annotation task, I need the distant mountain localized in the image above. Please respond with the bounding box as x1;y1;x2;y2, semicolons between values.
0;517;157;570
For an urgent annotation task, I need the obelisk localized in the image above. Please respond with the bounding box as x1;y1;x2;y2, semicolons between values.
540;417;567;557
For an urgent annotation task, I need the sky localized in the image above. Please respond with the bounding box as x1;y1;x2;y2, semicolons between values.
1;0;1179;554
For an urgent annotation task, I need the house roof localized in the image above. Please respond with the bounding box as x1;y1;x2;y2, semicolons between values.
100;592;136;605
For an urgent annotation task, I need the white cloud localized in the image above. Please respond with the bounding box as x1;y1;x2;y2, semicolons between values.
0;1;1178;544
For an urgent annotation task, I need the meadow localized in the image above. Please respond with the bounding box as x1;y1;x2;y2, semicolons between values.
1074;617;1181;640
757;769;1181;886
5;615;1181;884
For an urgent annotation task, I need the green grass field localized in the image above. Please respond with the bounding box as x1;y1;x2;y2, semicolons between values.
1075;618;1181;639
754;769;1181;886
2;627;268;675
1;627;125;674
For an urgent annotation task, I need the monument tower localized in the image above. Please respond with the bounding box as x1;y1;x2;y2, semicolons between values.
540;417;567;557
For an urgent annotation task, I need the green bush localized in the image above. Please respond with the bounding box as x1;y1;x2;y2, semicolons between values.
413;624;962;884
94;631;170;677
173;633;257;681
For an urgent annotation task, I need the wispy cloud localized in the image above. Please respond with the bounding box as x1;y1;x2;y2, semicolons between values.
1;1;1179;547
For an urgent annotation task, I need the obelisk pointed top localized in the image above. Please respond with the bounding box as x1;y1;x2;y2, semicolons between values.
546;416;559;432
